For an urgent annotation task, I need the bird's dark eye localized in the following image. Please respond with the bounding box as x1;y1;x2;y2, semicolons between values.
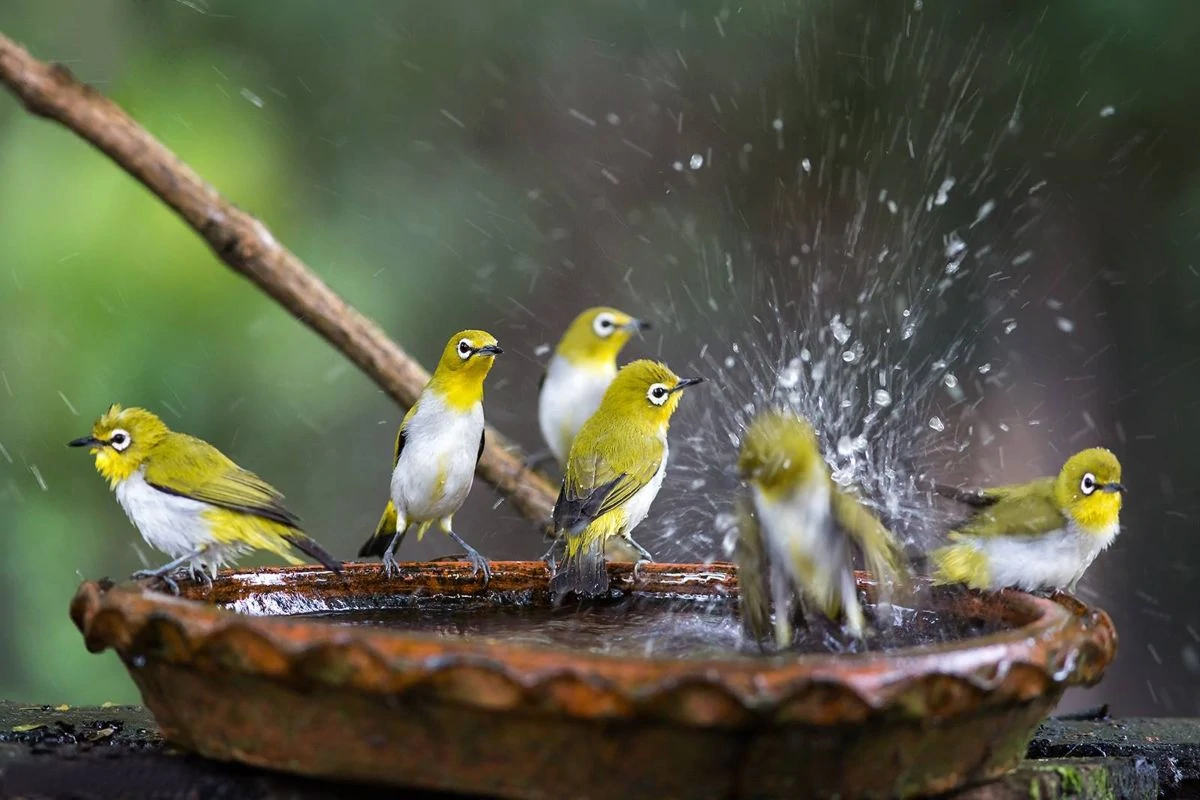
457;339;473;359
653;387;666;397
109;429;131;452
1080;473;1097;495
600;319;612;328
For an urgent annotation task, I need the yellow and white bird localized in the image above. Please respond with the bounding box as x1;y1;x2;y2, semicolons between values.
735;408;905;645
358;330;502;584
536;307;650;468
931;448;1125;594
548;359;703;602
69;404;342;593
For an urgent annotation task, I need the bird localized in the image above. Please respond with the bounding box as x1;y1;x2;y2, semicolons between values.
69;404;342;594
930;447;1125;594
535;306;650;469
734;408;905;645
357;329;502;585
547;359;703;603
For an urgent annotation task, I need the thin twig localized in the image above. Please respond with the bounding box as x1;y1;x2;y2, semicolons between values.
0;31;556;528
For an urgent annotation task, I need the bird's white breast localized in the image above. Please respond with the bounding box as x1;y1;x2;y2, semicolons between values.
751;477;835;582
617;439;668;535
538;356;616;464
391;390;484;523
114;468;216;558
967;519;1120;591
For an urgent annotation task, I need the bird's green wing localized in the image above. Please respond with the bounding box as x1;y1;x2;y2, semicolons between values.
553;435;664;535
391;402;420;468
831;487;905;582
733;494;773;644
144;433;299;527
951;478;1066;538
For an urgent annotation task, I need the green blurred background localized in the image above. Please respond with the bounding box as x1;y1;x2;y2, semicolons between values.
1;0;1198;714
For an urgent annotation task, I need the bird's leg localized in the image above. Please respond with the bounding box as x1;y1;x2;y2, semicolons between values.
131;545;211;595
381;523;409;579
524;449;556;473
444;522;491;589
541;537;562;572
624;535;654;582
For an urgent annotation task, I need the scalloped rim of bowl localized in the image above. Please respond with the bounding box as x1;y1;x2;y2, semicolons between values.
70;561;1117;728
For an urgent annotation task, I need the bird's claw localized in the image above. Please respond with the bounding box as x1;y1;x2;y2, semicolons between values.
632;558;653;582
381;551;401;579
131;569;180;596
465;551;492;588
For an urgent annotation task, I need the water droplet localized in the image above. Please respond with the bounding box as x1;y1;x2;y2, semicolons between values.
841;350;857;363
689;153;704;169
606;112;621;125
901;323;915;340
974;200;996;224
801;158;812;173
830;316;852;344
240;88;264;108
1100;105;1115;118
934;177;955;206
723;356;736;368
943;373;959;389
1056;317;1075;333
886;200;898;214
672;161;684;172
929;416;945;432
777;358;802;389
837;436;854;457
771;117;783;131
799;348;812;363
873;390;892;408
534;344;551;357
977;363;992;375
1004;320;1018;335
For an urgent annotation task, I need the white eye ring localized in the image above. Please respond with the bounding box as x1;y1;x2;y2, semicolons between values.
647;383;670;406
457;339;473;360
1080;472;1097;496
593;313;617;338
110;428;131;452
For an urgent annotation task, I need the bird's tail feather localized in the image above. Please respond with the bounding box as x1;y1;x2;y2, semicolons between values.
358;501;398;558
549;536;608;603
287;531;343;574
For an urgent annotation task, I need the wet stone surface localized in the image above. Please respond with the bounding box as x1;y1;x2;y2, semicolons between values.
2;702;1196;798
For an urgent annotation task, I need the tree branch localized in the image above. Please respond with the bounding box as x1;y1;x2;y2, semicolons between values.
0;31;556;528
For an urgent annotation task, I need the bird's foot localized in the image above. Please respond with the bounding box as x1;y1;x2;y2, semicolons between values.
447;531;491;588
464;549;492;588
131;568;180;596
381;550;401;579
632;557;653;583
541;540;561;573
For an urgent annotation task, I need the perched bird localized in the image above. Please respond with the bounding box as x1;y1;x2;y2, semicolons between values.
358;330;502;584
931;448;1125;594
548;359;703;602
69;404;342;594
735;409;904;646
536;306;650;468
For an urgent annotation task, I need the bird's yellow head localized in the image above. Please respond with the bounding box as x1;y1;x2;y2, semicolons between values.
429;329;503;410
555;307;649;367
1053;447;1125;532
68;404;170;486
593;359;703;429
737;408;823;496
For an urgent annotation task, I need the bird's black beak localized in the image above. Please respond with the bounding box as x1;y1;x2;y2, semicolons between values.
1102;482;1126;494
671;376;705;392
628;319;652;332
68;436;101;448
476;344;503;356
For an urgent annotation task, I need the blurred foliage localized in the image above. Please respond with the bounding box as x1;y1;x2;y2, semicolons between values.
1;0;1198;712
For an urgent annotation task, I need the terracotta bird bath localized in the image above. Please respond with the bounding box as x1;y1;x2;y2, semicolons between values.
70;561;1116;799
